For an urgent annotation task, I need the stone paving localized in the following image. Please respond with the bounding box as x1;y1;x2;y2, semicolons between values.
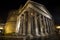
0;34;60;40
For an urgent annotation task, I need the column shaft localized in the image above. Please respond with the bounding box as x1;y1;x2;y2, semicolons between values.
43;16;48;35
27;11;32;36
19;16;23;35
23;14;26;35
39;15;45;36
34;13;40;36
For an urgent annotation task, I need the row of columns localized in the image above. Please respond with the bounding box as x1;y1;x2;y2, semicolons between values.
16;9;54;37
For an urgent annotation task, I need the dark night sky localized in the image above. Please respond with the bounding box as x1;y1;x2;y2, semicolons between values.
0;0;60;25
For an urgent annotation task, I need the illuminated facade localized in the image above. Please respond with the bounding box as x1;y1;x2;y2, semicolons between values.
16;0;55;38
5;10;18;34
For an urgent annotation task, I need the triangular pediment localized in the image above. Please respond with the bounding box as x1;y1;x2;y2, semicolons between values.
19;0;52;19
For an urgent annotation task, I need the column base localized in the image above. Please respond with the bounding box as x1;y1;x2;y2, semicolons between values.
36;34;41;37
27;34;33;38
41;33;45;37
45;32;48;36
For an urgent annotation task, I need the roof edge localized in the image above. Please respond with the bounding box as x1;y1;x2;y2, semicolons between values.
18;0;30;14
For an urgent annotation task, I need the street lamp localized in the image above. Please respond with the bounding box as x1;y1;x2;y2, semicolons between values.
0;27;3;30
56;26;60;29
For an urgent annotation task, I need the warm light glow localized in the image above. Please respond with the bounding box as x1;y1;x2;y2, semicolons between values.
0;27;3;29
5;22;16;34
56;26;60;29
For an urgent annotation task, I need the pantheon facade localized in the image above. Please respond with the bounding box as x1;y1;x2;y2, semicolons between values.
15;0;55;39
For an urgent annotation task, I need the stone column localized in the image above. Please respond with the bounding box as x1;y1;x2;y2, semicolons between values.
43;16;48;35
46;18;50;34
30;13;35;36
37;14;41;35
50;20;54;34
49;19;52;34
15;17;20;33
19;15;24;35
27;11;32;37
34;13;40;37
39;15;45;36
19;16;23;35
48;19;51;34
24;11;28;35
23;14;26;35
